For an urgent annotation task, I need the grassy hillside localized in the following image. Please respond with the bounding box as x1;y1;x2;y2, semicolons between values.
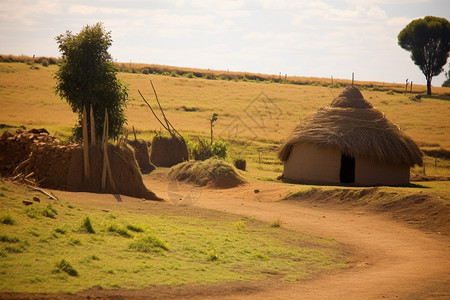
1;61;450;178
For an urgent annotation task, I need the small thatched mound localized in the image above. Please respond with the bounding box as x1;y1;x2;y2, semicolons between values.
278;86;423;167
150;135;189;167
127;139;155;174
169;159;245;188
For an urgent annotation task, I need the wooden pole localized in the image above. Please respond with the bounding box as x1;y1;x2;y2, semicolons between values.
132;125;137;141
90;105;96;146
101;109;108;191
82;106;90;181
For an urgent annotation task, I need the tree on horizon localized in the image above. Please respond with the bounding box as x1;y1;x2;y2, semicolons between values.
398;16;450;95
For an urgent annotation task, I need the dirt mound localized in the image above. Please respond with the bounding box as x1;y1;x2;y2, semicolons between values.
127;139;155;174
150;135;189;167
168;159;246;188
284;187;450;234
0;129;160;200
67;144;160;200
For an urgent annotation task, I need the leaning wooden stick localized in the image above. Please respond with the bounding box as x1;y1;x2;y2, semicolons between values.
150;80;171;133
149;81;183;139
138;89;170;132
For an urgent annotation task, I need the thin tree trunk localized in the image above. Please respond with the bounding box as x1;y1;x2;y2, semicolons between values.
427;78;432;96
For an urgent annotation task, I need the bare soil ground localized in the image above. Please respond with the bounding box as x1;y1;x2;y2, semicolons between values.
2;174;449;299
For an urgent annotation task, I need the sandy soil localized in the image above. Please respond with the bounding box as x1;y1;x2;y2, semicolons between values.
2;174;449;299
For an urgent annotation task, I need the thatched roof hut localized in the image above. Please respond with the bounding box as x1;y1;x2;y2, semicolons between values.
278;86;422;186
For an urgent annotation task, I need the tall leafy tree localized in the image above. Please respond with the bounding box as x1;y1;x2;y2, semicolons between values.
55;23;128;141
398;16;450;95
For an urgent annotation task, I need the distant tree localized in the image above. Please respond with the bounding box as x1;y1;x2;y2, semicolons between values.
398;16;450;95
55;23;128;141
443;63;450;87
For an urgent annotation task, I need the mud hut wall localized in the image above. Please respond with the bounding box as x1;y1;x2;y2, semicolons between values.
355;158;410;186
283;143;341;184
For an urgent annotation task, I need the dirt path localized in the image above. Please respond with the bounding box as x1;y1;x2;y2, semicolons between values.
144;175;450;299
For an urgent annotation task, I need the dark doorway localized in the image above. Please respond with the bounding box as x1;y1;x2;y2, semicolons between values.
340;154;355;184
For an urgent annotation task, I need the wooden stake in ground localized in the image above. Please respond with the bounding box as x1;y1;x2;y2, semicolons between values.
101;109;108;191
90;105;96;146
82;106;90;182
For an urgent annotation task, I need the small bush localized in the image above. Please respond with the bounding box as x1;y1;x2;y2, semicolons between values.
233;158;247;171
129;234;169;253
55;259;78;276
0;215;16;225
41;59;49;67
81;217;95;234
190;139;227;161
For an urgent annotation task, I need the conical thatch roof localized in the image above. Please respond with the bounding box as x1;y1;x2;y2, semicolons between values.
278;86;423;166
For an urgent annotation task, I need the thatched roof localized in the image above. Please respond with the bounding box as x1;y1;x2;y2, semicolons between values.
278;86;423;166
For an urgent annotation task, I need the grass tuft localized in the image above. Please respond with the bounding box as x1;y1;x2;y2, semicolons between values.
0;214;16;225
107;224;133;238
81;217;95;234
129;234;169;253
126;224;145;233
55;259;78;277
270;219;282;228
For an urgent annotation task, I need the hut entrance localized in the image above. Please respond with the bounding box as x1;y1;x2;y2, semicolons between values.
340;154;355;184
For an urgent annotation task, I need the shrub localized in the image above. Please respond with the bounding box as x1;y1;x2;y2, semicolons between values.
233;158;246;171
41;59;49;67
190;139;227;161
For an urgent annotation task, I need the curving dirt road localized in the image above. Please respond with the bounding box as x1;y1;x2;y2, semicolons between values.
145;175;450;299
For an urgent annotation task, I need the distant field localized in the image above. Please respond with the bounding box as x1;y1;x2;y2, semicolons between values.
0;61;449;177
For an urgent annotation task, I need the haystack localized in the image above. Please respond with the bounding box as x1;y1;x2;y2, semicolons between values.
169;159;245;188
127;139;155;174
150;135;189;167
278;86;423;186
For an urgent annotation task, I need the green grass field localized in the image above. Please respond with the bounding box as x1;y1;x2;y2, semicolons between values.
0;180;345;294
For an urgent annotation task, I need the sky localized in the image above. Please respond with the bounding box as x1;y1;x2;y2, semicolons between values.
0;0;449;86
